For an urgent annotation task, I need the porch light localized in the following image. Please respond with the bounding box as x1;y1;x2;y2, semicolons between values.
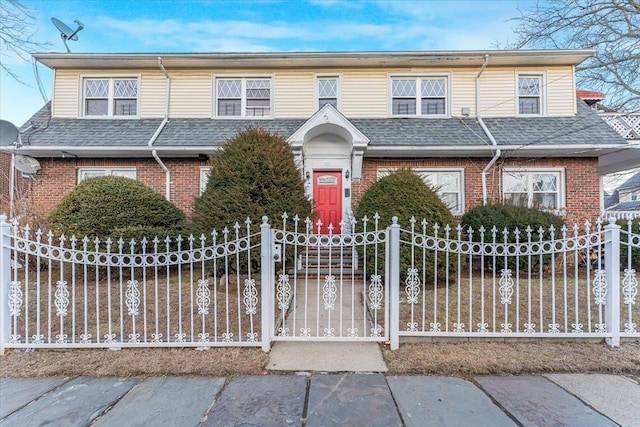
305;171;310;180
345;170;350;179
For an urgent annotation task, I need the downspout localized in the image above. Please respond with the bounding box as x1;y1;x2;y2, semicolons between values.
477;54;501;205
148;56;171;200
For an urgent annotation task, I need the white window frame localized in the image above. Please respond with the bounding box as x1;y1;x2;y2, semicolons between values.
77;167;137;183
502;167;565;210
213;75;274;119
314;73;341;111
377;167;465;215
516;71;546;116
200;166;211;195
388;73;450;118
80;75;140;118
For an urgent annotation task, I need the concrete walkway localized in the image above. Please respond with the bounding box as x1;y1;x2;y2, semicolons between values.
2;374;638;426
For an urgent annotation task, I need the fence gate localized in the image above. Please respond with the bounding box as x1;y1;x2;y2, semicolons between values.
269;215;388;341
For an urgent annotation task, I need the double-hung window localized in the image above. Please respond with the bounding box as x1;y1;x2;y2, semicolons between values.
517;73;544;115
390;76;448;116
215;77;272;118
378;167;464;215
316;75;340;110
503;169;564;210
77;167;136;183
83;77;138;117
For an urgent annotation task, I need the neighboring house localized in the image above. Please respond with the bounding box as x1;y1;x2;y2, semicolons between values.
608;171;640;212
0;49;632;229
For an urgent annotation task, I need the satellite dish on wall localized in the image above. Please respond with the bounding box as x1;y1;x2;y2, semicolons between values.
14;155;42;174
0;120;18;145
51;17;84;53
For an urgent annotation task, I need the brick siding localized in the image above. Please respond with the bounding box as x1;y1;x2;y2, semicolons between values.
16;156;599;226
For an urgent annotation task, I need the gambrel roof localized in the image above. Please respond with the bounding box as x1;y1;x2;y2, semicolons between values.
9;98;627;158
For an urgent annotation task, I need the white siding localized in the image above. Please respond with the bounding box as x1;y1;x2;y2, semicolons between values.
342;70;388;117
52;70;79;118
274;71;314;118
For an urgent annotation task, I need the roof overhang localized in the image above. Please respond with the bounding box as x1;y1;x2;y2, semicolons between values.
598;142;640;174
33;49;595;70
3;142;628;160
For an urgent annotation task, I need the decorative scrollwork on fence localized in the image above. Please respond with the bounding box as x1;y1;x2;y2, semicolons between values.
624;322;637;333
453;322;465;333
622;269;637;305
548;323;560;333
368;274;383;310
347;327;358;338
323;327;335;337
150;333;162;343
592;269;607;305
429;322;441;333
198;332;210;343
571;323;583;333
477;322;489;333
370;324;382;337
55;280;69;317
8;280;23;316
300;327;311;338
196;278;211;315
125;279;140;316
500;322;512;333
595;323;607;334
243;278;258;315
323;275;337;310
276;274;291;311
80;333;92;344
524;323;536;333
405;268;420;304
499;269;514;305
222;332;233;343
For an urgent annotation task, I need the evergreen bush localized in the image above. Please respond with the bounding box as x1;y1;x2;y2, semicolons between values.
354;169;457;282
461;203;565;270
48;176;186;247
192;126;313;234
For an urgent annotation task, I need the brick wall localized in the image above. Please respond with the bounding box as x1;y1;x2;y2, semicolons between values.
26;157;209;217
353;157;601;225
19;156;600;225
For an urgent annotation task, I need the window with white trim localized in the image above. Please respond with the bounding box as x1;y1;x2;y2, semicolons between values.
517;74;543;115
390;76;448;116
78;167;136;183
502;169;564;210
378;167;464;215
200;166;211;195
83;78;138;117
215;77;272;118
316;75;340;110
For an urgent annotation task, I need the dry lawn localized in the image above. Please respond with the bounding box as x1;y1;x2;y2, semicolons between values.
383;341;640;377
0;347;269;378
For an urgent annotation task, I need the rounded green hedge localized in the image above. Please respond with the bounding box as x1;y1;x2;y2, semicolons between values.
354;169;456;281
48;176;186;246
461;203;565;270
192;126;313;235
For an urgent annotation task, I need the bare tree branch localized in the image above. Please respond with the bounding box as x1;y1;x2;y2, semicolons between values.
0;0;50;83
508;0;640;112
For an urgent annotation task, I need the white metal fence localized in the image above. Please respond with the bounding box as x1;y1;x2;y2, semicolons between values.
1;214;638;353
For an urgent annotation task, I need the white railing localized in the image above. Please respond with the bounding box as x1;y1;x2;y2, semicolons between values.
1;216;265;351
1;214;638;353
601;112;640;140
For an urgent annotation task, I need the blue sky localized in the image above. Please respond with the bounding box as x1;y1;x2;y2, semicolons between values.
1;0;534;126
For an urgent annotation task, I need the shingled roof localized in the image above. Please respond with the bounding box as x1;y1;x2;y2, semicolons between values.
11;99;625;153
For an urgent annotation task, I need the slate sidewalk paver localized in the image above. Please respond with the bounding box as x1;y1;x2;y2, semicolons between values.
306;374;402;427
0;376;137;427
476;375;618;427
92;376;225;427
546;374;640;427
203;375;307;427
387;376;516;427
0;377;68;419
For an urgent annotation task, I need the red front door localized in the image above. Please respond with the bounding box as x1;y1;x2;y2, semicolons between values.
314;171;342;234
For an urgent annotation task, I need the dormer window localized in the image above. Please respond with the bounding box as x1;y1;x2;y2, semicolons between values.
83;77;138;117
390;75;448;117
215;77;273;118
517;73;544;115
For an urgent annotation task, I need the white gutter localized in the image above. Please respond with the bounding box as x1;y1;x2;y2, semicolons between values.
148;57;171;200
477;54;501;205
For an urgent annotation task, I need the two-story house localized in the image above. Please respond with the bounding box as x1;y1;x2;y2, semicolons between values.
2;49;629;228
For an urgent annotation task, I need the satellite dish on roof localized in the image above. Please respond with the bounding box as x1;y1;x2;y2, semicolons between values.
51;17;84;53
14;155;41;175
0;120;18;145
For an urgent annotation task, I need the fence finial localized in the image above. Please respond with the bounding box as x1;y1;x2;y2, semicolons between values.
391;216;398;225
608;216;617;225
